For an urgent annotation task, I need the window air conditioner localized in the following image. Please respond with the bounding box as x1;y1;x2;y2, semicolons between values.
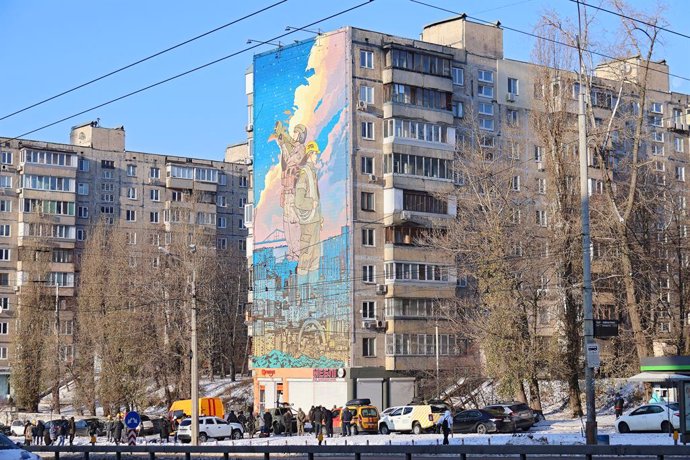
357;100;368;111
368;174;377;182
375;284;388;295
506;92;516;102
400;210;411;220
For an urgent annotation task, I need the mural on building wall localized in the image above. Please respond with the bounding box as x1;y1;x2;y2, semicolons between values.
252;32;351;368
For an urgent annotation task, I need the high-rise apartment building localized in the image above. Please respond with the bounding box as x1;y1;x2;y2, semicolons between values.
0;122;249;397
245;16;690;411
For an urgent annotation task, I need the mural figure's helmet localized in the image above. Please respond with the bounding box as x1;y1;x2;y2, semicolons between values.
293;124;307;144
306;141;320;155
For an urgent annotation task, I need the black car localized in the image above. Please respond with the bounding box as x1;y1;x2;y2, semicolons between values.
452;409;510;434
483;402;535;431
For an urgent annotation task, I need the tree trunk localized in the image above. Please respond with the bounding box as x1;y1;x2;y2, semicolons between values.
618;237;649;362
528;378;542;412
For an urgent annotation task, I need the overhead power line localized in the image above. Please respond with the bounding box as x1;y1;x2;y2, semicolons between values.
0;0;288;123
409;0;690;84
9;0;375;141
568;0;690;41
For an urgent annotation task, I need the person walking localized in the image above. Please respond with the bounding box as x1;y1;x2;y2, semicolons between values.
57;418;67;446
312;406;322;438
23;421;33;446
262;410;273;437
88;421;99;446
296;408;306;436
68;416;76;446
341;408;353;437
106;415;113;442
256;412;264;438
43;424;52;446
247;411;256;438
437;408;453;445
160;417;170;443
614;393;625;419
283;409;293;436
324;406;334;438
113;417;124;445
226;410;239;424
35;420;45;446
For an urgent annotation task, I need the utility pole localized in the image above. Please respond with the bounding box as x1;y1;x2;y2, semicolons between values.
53;282;60;414
435;324;440;397
576;30;597;444
190;264;199;446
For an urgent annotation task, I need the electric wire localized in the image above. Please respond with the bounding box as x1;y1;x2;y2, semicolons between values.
0;0;289;122
8;0;376;141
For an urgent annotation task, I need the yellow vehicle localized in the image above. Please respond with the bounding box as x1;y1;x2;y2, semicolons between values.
333;403;380;434
168;397;225;424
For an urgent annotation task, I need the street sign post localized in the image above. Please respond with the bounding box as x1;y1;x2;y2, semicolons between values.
124;411;140;446
586;343;600;368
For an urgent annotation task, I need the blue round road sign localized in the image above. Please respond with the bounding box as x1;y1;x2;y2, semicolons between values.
124;411;141;430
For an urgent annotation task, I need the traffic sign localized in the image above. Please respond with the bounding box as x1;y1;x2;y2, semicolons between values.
124;411;141;430
594;319;619;338
586;343;601;368
127;428;137;446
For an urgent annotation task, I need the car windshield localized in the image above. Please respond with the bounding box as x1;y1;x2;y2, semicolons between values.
0;433;19;449
179;419;191;427
361;408;378;417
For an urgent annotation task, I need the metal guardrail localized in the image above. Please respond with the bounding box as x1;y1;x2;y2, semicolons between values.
25;443;690;459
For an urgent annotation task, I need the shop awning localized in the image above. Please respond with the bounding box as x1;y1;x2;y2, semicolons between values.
628;372;690;383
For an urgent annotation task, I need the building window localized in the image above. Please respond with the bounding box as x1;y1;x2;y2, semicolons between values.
676;138;684;153
477;85;493;98
362;301;376;319
126;232;136;245
360;50;374;69
238;239;246;251
150;189;160;201
510;208;521;224
238;218;243;229
509;141;521;160
362;228;375;247
451;67;464;85
0;273;8;286
149;167;160;179
534;146;544;162
511;176;520;191
239;176;248;188
150;211;159;223
362;265;375;283
360;85;374;104
0;298;8;310
78;183;89;195
361;121;374;140
59;320;74;336
171;191;182;202
538;178;546;194
127;187;137;199
126;164;137;177
217;238;227;250
384;262;449;282
0;152;11;165
508;77;519;95
361;192;374;211
478;69;494;83
218;217;227;229
676;166;685;182
363;338;376;357
506;109;519;127
102;170;114;180
0;323;7;334
0;347;7;360
0;249;10;261
0;225;10;237
478;102;493;116
78;206;89;218
78;158;89;171
649;115;663;127
0;200;10;212
479;118;494;131
125;210;136;222
650;102;663;114
452;101;464;118
361;157;373;174
0;176;11;189
652;131;664;142
536;210;548;227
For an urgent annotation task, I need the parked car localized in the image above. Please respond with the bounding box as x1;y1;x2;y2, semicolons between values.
452;409;511;434
9;421;24;437
267;406;298;434
177;416;243;443
483;402;535;431
616;403;680;433
137;415;165;436
378;404;447;435
0;423;11;436
0;432;40;460
75;418;106;436
333;401;380;434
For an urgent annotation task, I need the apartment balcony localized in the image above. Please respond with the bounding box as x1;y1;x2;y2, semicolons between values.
382;282;456;299
18;163;77;178
382;244;451;266
382;68;453;93
18;213;76;227
19;188;74;203
165;176;193;190
383;174;455;194
383;102;454;126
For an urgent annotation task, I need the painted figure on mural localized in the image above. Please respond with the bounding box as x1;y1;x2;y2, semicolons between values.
294;141;322;275
272;120;307;261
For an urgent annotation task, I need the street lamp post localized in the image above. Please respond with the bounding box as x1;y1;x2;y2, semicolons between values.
159;245;198;446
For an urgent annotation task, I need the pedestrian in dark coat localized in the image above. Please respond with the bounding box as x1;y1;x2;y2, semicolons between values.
43;425;52;446
341;408;353;436
106;416;114;442
68;417;76;446
88;422;99;446
238;410;247;428
312;406;322;438
57;420;67;446
263;411;273;436
614;393;625;419
160;418;170;443
247;412;256;438
227;410;239;424
324;407;334;437
35;420;45;446
113;419;124;445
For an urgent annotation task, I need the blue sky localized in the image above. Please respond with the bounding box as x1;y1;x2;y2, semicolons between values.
1;0;688;161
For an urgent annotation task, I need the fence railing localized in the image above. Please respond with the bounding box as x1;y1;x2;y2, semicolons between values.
26;443;690;459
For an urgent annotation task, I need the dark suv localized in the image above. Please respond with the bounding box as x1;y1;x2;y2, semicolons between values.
482;402;535;431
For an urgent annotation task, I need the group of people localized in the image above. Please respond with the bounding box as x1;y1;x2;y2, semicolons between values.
247;405;355;440
22;416;86;447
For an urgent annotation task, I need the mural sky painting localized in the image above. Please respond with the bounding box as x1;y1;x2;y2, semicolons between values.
252;31;351;368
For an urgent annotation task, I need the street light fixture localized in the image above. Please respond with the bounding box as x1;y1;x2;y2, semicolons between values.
159;245;198;445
